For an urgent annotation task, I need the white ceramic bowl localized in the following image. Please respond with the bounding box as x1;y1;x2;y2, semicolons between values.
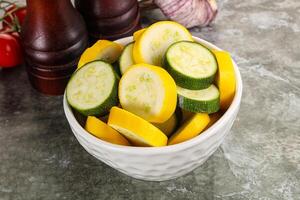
63;36;243;181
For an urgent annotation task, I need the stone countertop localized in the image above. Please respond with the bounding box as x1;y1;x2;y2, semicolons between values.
0;0;299;199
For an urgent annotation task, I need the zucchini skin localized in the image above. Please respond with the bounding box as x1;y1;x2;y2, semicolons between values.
112;61;122;77
78;77;119;117
163;41;217;90
118;42;135;75
66;60;119;117
178;94;220;114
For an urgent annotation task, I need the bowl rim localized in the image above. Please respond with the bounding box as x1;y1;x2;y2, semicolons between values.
63;36;243;154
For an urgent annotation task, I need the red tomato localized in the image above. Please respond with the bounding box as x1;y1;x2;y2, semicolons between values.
2;5;27;29
0;33;23;68
10;32;21;42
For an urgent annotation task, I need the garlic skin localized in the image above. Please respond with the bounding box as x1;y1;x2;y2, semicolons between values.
153;0;218;28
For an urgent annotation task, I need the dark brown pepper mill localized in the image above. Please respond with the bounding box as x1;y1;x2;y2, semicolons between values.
21;0;89;95
75;0;141;42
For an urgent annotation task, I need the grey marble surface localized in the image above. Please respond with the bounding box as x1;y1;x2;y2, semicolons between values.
1;0;300;199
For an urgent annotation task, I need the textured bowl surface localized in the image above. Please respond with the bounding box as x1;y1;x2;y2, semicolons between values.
63;36;243;181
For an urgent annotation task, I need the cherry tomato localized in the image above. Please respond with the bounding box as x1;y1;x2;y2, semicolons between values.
2;5;27;29
0;33;23;68
8;31;21;42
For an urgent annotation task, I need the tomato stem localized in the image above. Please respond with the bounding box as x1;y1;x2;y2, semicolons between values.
0;1;23;32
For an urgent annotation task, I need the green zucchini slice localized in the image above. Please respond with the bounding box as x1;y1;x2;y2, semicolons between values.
164;41;217;90
66;60;118;116
177;84;220;114
119;42;135;75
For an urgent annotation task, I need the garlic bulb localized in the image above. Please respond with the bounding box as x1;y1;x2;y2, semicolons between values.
152;0;218;28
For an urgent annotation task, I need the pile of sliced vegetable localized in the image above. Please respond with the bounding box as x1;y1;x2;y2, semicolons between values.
66;21;236;147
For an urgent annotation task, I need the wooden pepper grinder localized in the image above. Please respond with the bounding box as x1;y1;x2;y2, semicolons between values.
75;0;141;42
21;0;89;95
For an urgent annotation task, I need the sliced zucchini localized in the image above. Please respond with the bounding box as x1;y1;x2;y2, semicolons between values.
78;40;123;68
177;84;220;114
164;41;217;90
119;64;177;123
133;28;146;41
119;42;135;75
168;113;210;145
212;50;236;110
108;107;168;147
85;116;130;146
133;21;193;66
66;60;119;116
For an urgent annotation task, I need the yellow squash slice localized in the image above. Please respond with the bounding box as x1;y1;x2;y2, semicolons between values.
168;113;210;145
212;50;236;110
133;21;193;66
78;40;123;68
133;28;146;41
85;116;130;146
119;64;177;123
108;107;168;147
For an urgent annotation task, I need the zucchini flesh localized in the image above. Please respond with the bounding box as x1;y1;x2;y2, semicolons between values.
165;41;217;90
177;84;220;114
66;60;118;116
119;42;135;75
